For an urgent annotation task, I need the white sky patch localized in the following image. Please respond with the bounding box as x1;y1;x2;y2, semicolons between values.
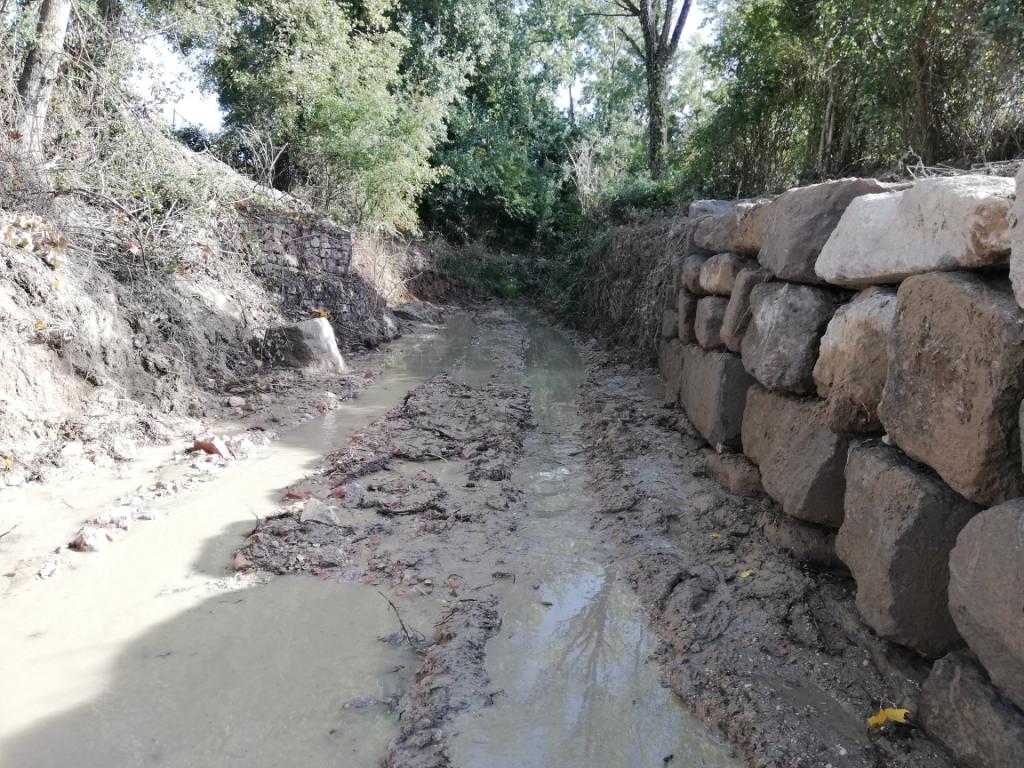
555;1;710;111
130;37;224;133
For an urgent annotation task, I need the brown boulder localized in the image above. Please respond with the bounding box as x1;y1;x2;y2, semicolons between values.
813;287;896;433
704;451;763;497
721;268;773;353
878;272;1024;505
948;500;1024;710
759;178;886;282
838;442;979;657
699;252;758;296
694;297;729;350
676;290;699;344
679;346;753;450
741;386;849;528
757;507;842;568
658;339;685;406
921;651;1024;768
681;254;710;295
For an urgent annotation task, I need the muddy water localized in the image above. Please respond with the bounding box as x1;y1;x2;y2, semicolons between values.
450;319;737;768
0;319;474;768
0;312;736;768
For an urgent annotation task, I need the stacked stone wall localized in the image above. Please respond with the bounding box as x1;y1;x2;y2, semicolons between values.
658;170;1024;767
244;207;398;349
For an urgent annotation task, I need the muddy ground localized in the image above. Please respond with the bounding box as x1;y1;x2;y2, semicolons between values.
227;307;954;768
0;306;958;768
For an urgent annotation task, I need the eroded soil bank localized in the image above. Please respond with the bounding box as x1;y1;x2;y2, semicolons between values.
0;306;951;768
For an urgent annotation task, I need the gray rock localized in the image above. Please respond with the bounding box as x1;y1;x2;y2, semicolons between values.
813;287;896;433
721;268;773;353
741;282;839;395
760;178;886;282
661;309;678;339
878;272;1024;505
687;200;732;256
681;255;710;296
264;318;346;374
679;346;753;450
694;297;729;350
921;651;1024;768
838;442;979;657
742;385;849;528
948;500;1024;710
301;498;342;526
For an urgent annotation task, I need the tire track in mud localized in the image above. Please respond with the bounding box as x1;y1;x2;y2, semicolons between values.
575;346;956;768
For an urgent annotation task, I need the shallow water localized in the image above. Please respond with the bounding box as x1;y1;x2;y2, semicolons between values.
0;312;737;768
0;319;473;768
449;318;737;768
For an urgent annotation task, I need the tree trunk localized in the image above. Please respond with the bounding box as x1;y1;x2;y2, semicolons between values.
646;62;667;180
16;0;74;158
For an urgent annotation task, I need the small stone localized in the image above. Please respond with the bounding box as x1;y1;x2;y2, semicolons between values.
704;451;763;497
193;436;233;459
227;395;247;408
232;552;254;572
69;527;108;552
301;498;342;526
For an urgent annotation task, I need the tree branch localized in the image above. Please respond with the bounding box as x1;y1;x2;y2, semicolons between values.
668;0;693;54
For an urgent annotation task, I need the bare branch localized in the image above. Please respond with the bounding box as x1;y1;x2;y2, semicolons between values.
668;0;693;54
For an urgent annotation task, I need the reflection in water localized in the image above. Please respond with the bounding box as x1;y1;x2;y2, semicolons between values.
451;317;737;768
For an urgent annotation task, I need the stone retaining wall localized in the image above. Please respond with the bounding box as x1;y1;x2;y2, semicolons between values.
658;169;1024;768
244;207;398;349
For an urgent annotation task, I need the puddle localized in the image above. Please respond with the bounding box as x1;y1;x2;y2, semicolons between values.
0;318;474;766
0;577;416;767
449;317;738;768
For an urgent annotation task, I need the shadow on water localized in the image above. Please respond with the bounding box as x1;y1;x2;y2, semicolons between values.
1;535;416;768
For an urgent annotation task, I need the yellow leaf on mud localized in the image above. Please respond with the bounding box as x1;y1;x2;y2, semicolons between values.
867;707;910;728
313;307;330;319
34;319;47;330
710;533;721;539
2;457;13;471
53;279;61;289
739;569;753;579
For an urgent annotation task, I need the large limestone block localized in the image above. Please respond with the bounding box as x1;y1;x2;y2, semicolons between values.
699;252;757;296
661;309;678;339
681;255;709;296
878;272;1024;505
948;500;1024;710
694;297;728;350
760;178;886;282
741;282;838;395
816;176;1014;287
676;289;699;343
838;442;979;657
741;385;849;528
921;651;1024;768
812;287;896;433
264;318;346;373
658;339;685;406
721;268;773;353
1010;165;1024;307
679;346;753;450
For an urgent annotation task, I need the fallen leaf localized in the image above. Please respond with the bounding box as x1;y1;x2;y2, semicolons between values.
867;707;910;729
739;569;753;579
34;319;47;330
2;457;13;471
710;532;721;539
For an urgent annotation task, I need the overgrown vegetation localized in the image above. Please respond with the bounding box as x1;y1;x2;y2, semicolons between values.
3;0;1024;302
